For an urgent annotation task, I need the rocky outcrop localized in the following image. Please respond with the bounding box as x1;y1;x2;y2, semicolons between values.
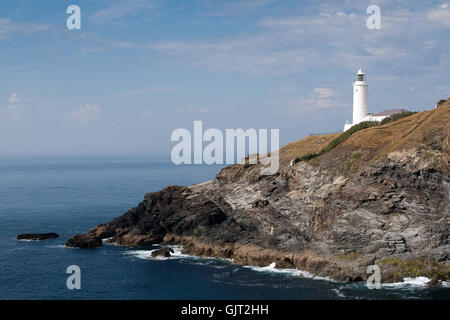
65;234;102;248
66;101;450;283
151;248;175;258
17;233;59;241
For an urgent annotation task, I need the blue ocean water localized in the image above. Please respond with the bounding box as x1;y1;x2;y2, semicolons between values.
0;156;449;300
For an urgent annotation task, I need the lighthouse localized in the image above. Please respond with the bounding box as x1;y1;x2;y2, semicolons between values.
352;69;368;124
343;69;410;131
344;69;370;131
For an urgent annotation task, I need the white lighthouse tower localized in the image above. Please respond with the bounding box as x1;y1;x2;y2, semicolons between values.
353;69;368;124
344;68;369;131
343;69;408;131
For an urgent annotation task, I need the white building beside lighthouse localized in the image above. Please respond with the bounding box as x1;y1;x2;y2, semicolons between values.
343;69;405;131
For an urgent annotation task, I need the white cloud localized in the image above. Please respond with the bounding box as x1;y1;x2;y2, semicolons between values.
314;88;337;100
200;0;273;16
426;6;450;27
141;14;362;75
0;102;23;120
75;2;449;80
294;88;344;112
143;109;155;116
8;92;20;104
4;105;23;111
185;106;209;114
0;92;24;115
0;18;50;40
134;4;449;78
91;0;163;24
68;104;101;122
148;37;319;76
119;86;173;97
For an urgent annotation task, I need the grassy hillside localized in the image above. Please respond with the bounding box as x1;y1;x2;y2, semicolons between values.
279;133;340;168
279;98;450;175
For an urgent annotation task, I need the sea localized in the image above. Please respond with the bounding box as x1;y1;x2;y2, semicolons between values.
0;156;449;300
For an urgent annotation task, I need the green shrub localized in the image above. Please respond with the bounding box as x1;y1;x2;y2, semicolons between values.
324;121;379;153
379;111;416;125
296;121;378;162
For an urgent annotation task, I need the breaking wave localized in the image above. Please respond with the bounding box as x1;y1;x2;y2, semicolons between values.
243;262;333;281
124;246;187;260
383;277;430;288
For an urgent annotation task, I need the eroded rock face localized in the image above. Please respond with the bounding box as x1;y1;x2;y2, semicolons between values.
66;147;449;282
17;233;59;241
66;100;450;284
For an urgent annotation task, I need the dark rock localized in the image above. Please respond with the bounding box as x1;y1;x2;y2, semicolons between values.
427;277;442;288
17;233;59;241
151;247;174;258
252;199;269;208
65;234;102;248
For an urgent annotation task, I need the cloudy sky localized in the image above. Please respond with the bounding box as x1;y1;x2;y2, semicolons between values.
0;0;449;156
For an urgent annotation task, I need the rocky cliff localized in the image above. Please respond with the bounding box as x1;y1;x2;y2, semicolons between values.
66;99;450;284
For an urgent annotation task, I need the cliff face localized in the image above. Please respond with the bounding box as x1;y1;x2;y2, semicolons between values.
66;100;450;283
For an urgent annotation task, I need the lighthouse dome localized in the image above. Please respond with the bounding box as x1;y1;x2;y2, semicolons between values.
356;68;365;81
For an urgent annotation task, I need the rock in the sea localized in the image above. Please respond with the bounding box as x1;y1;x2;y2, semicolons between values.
17;233;59;241
151;247;175;258
427;276;443;288
65;234;102;248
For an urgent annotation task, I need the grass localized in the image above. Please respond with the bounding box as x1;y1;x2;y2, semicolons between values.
425;267;450;280
281;98;449;172
293;121;379;163
279;134;340;167
345;152;362;172
379;111;417;125
379;257;450;280
379;257;425;277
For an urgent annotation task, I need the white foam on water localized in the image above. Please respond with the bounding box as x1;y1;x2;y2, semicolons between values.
124;249;156;260
383;276;430;288
102;238;121;246
332;287;346;298
168;245;188;258
124;245;189;261
6;247;26;252
124;245;237;271
123;248;450;290
167;246;234;263
44;245;66;249
244;262;333;282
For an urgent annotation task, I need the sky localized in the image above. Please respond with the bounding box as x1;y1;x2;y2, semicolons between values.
0;0;449;156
